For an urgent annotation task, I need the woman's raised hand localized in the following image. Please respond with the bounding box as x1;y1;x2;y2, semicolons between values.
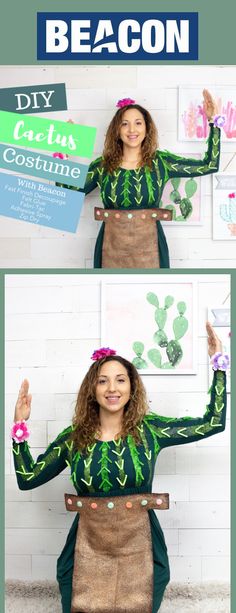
14;379;32;422
206;321;222;357
202;89;216;120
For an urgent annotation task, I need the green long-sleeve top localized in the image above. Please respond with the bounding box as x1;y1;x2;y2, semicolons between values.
57;124;220;268
58;124;220;211
13;370;226;495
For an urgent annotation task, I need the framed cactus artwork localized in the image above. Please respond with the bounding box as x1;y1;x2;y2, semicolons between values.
213;174;236;239
178;86;236;141
160;166;202;224
101;279;197;374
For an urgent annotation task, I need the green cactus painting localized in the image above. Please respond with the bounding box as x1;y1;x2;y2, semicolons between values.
160;174;199;222
220;193;236;223
213;176;236;239
132;342;148;369
132;293;189;370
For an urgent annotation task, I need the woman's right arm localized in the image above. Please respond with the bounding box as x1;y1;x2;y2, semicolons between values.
56;156;103;195
12;380;73;490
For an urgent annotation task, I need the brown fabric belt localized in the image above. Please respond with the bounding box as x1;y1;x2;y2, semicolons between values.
65;492;169;613
94;207;172;269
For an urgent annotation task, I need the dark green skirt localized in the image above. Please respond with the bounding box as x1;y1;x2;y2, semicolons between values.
57;510;170;613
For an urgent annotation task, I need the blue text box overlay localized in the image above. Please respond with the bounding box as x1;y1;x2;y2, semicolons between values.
0;172;84;232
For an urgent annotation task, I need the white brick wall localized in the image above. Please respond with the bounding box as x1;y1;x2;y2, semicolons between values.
0;65;235;268
5;272;230;583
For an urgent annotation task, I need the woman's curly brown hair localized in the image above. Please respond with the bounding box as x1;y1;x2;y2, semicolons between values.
71;355;149;452
102;104;158;173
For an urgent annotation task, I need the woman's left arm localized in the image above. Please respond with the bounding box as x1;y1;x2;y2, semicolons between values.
159;125;220;179
145;322;228;449
159;89;221;179
145;369;226;449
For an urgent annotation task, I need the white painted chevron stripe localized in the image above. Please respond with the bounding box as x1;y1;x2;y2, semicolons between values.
195;425;205;436
160;427;171;438
116;475;128;486
210;417;222;427
177;428;188;438
81;476;93;486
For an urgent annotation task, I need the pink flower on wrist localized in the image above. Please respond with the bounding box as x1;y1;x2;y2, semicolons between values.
11;420;30;443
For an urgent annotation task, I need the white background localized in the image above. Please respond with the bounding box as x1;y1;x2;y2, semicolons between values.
0;65;235;268
5;272;230;583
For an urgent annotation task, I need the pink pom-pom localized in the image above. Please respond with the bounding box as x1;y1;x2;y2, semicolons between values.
53;152;65;159
91;347;117;361
11;420;30;443
116;98;136;108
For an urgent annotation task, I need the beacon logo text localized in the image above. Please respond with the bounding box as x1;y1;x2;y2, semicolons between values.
37;13;198;60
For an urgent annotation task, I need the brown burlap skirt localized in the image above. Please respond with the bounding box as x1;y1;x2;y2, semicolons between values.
94;208;172;268
65;492;169;613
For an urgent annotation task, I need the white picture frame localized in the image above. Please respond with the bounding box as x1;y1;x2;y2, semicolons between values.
178;86;236;142
101;279;197;375
213;173;236;240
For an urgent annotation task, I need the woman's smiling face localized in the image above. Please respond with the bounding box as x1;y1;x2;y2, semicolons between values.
95;360;131;415
119;108;146;149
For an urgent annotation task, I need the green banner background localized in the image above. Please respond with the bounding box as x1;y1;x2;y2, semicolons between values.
0;110;96;157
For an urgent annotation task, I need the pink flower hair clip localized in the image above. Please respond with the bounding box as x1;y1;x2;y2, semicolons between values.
11;420;30;443
91;347;117;361
116;98;136;108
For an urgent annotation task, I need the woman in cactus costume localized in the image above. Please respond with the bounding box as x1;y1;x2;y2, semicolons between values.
58;90;222;268
12;323;228;613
